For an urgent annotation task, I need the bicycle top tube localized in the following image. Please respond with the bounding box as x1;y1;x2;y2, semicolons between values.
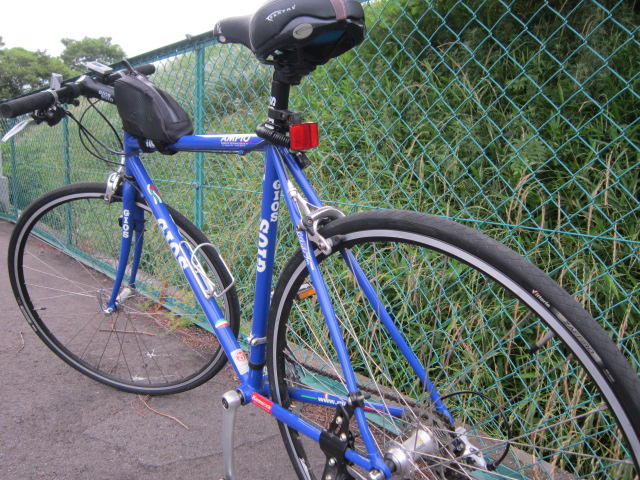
124;133;267;155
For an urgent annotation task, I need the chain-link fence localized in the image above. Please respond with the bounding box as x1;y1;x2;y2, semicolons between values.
1;0;638;369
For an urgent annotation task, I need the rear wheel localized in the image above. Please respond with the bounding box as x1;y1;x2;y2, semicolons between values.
8;182;240;395
267;210;640;479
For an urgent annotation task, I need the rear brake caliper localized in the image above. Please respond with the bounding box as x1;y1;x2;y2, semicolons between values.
298;205;345;255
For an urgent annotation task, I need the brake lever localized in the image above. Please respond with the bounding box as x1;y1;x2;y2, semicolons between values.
1;104;68;143
1;118;37;143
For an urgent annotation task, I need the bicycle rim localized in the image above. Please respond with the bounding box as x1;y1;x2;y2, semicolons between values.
8;183;239;395
268;210;639;480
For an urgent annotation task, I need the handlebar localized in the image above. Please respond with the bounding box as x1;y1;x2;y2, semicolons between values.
0;63;156;119
107;63;156;83
0;86;78;118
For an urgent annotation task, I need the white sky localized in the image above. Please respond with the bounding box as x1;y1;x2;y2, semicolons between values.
1;0;267;58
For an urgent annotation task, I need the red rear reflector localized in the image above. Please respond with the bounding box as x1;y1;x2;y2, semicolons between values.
289;122;319;151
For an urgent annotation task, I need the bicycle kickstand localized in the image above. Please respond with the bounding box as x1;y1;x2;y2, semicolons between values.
219;390;242;480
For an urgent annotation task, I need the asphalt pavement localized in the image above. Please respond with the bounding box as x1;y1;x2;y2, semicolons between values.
0;217;294;480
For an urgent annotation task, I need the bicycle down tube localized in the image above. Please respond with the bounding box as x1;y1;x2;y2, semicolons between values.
110;133;253;384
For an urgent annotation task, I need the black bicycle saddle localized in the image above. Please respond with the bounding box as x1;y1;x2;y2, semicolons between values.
214;0;365;82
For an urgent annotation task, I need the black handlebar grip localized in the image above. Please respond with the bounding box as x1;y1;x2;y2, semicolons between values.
0;85;80;119
136;64;156;76
107;63;156;83
1;90;57;118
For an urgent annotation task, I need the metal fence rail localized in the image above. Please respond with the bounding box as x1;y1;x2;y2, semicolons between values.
1;0;638;370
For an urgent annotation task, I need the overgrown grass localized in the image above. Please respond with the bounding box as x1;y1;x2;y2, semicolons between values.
285;238;637;478
289;0;639;364
1;0;637;367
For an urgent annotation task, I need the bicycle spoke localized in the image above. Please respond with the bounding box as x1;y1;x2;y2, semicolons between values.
10;186;238;393
269;212;638;479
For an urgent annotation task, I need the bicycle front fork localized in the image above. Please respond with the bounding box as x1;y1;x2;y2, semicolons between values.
102;171;145;313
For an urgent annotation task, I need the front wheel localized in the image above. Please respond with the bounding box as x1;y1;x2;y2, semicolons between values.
8;182;240;395
267;210;640;479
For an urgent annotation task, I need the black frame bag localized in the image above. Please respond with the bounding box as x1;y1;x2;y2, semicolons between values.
114;74;194;154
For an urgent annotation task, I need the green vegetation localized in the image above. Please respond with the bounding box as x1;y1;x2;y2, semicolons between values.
0;36;125;101
59;37;125;71
1;0;637;359
291;0;639;362
0;47;73;101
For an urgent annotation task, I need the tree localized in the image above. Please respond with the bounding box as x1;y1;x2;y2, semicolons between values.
60;37;125;71
0;48;73;101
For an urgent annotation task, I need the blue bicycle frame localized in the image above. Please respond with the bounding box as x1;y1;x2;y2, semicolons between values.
106;131;453;477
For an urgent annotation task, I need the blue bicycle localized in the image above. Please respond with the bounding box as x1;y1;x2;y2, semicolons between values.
2;1;639;479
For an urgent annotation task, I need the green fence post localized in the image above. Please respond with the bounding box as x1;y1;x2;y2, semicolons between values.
63;112;71;186
63;113;72;245
9;119;18;218
194;46;205;229
0;122;12;217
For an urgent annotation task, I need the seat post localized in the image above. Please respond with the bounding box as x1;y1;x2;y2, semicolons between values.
268;76;292;132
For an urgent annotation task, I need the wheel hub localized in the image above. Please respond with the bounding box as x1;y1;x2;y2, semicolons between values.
384;426;442;477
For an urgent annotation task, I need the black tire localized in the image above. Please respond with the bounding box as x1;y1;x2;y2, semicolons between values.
8;182;240;395
267;210;640;479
